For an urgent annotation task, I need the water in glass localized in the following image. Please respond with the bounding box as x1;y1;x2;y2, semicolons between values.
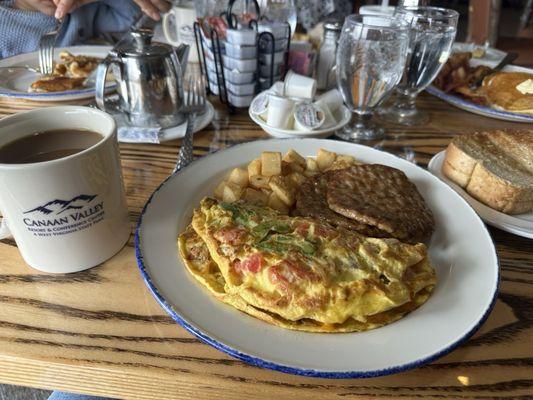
379;7;458;125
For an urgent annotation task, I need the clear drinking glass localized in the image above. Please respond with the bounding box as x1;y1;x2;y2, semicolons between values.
379;6;459;125
335;14;410;141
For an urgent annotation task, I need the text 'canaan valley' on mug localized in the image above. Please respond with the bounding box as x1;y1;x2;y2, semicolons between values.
0;106;130;273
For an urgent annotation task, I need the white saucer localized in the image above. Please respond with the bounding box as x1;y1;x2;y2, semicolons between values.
159;100;215;142
428;151;533;239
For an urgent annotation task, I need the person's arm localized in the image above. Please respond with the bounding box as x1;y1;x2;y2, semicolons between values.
54;0;171;21
0;0;57;58
53;0;97;19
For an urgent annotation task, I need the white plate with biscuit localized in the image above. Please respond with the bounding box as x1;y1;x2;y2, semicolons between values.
428;151;533;238
136;138;499;378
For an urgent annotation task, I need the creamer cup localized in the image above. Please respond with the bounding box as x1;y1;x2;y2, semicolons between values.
250;92;270;121
294;102;326;131
268;81;285;95
284;70;317;99
314;98;337;128
266;95;295;129
316;89;344;113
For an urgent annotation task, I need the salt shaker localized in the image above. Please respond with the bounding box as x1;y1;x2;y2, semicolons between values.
316;20;342;91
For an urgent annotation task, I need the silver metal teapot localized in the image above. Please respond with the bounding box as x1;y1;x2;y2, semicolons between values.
95;28;190;128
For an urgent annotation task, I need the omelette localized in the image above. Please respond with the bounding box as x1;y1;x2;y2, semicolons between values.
178;198;436;333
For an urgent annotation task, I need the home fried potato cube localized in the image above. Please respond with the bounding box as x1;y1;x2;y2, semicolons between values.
282;149;306;166
269;176;295;207
247;158;261;178
222;182;243;203
243;188;269;206
228;167;249;187
306;157;319;172
249;175;271;189
261;151;282;176
268;192;290;214
316;148;336;171
287;172;307;187
214;180;226;200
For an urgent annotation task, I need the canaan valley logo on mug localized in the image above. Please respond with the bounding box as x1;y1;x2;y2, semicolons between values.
0;107;130;273
22;194;105;237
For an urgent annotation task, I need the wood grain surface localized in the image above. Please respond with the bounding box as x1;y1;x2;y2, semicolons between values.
0;93;531;399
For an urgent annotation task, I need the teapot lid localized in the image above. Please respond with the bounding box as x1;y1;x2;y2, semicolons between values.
115;28;173;58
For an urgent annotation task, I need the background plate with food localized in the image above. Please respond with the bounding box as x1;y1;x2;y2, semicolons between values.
427;51;533;123
452;42;506;64
135;138;498;378
0;45;114;101
429;151;533;239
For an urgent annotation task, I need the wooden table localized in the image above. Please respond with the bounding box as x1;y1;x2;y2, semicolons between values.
0;94;531;399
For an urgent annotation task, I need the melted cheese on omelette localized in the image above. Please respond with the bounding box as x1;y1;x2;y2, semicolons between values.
188;198;436;326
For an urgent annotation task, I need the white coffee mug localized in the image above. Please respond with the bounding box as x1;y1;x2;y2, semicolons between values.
0;106;130;273
163;4;199;62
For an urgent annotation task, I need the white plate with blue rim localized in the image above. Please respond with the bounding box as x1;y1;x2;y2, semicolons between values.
0;45;114;102
135;138;498;378
426;63;533;123
428;151;533;239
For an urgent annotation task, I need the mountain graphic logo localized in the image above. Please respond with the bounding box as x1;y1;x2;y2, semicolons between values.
24;194;98;216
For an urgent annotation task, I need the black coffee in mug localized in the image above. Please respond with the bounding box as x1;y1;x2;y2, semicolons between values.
0;129;103;164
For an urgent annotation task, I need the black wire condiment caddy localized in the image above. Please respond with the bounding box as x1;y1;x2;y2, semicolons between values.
193;0;291;111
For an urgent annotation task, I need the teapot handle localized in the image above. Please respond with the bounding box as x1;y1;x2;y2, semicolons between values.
95;57;121;113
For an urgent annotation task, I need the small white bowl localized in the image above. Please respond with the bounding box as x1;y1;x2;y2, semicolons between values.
248;91;351;138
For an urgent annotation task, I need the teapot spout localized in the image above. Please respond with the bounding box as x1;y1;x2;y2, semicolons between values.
174;44;190;76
